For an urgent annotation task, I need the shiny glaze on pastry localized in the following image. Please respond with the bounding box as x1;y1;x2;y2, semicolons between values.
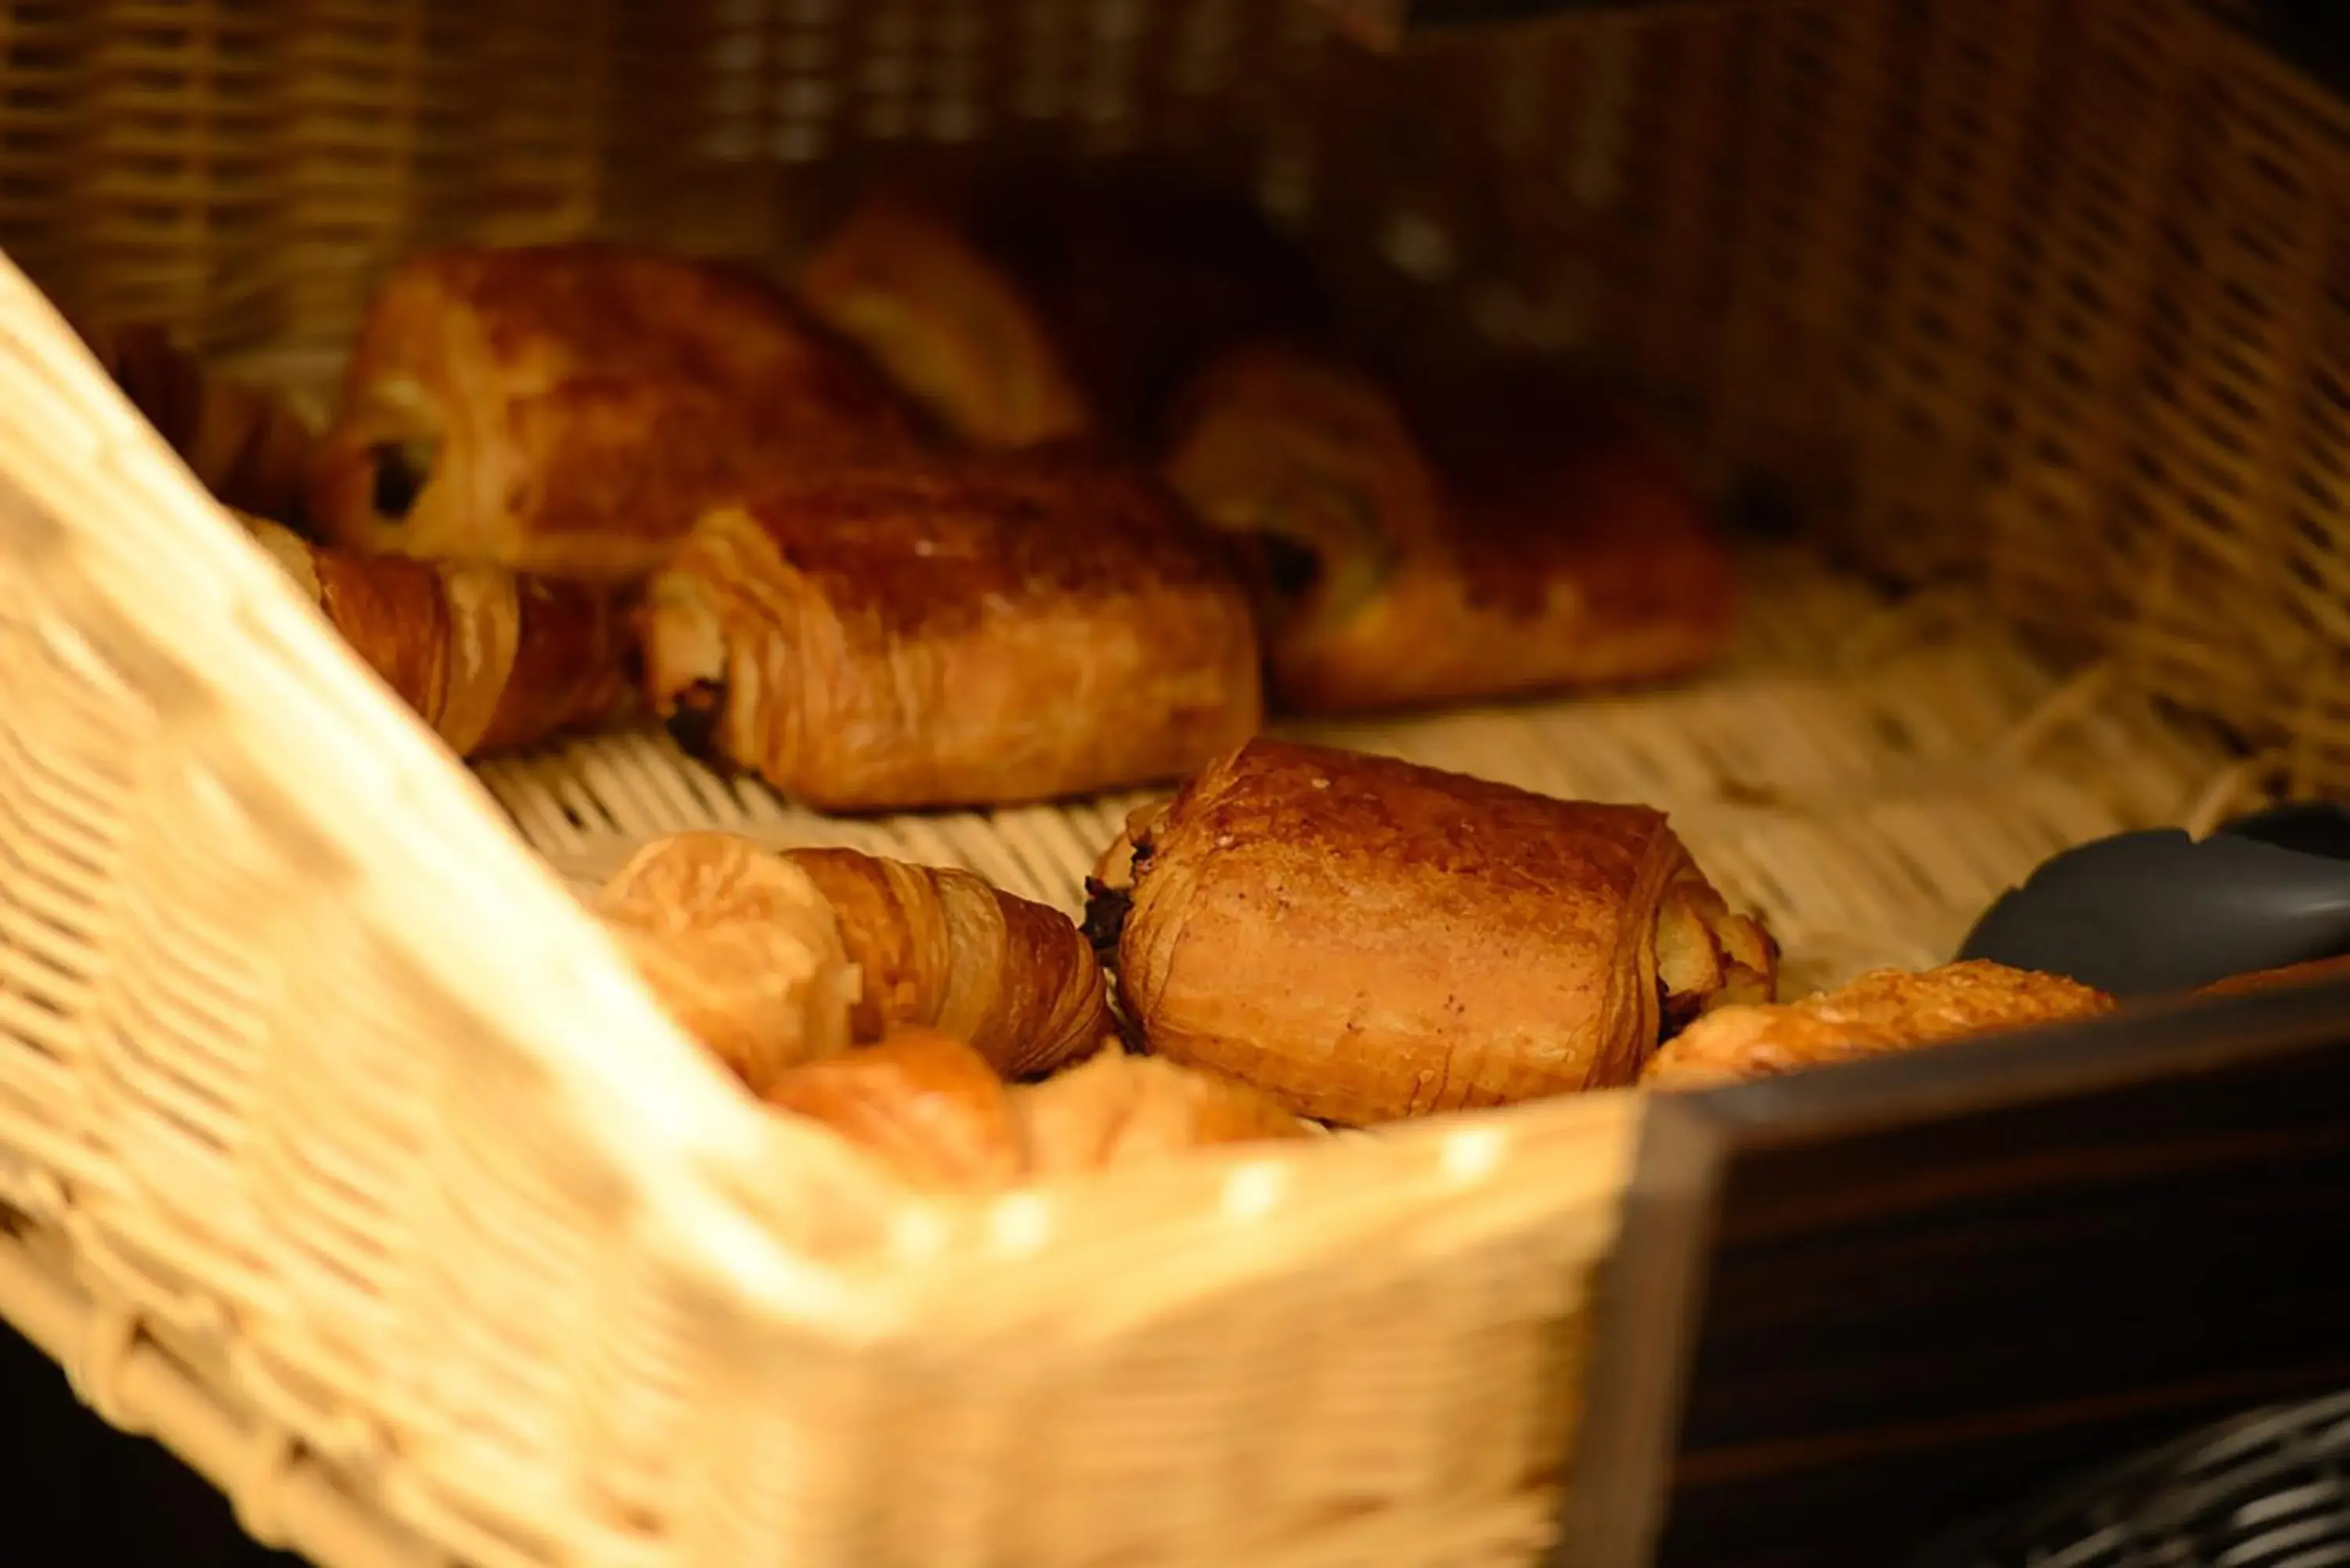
765;1030;1026;1193
801;195;1092;450
1087;738;1774;1125
778;845;1112;1078
1641;959;2114;1090
767;1033;1308;1193
592;832;859;1093
1164;345;1736;712
242;514;635;756
309;244;920;580
643;444;1262;811
1012;1049;1311;1180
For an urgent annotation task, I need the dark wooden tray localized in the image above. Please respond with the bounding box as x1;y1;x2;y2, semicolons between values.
1556;978;2350;1568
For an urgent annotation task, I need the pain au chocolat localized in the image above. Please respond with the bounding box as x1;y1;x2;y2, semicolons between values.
1162;345;1737;713
642;444;1262;812
1086;739;1775;1126
309;244;918;581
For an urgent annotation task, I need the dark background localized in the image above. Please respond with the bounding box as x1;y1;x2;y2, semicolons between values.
0;1322;292;1566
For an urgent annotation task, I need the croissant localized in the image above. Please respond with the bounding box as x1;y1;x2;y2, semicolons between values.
240;514;636;757
764;1033;1309;1193
1010;1049;1311;1180
1087;739;1776;1126
76;318;316;525
777;847;1111;1078
1162;345;1737;712
764;1030;1026;1193
1640;960;2115;1091
643;445;1263;811
593;832;859;1092
307;244;920;581
800;195;1092;451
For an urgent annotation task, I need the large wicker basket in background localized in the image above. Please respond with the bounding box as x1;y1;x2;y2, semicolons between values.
0;2;2337;1566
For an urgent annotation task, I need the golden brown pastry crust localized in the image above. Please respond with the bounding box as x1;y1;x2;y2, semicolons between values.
308;244;920;581
765;1034;1307;1193
1654;858;1781;1033
2199;953;2350;997
593;832;859;1093
1087;738;1773;1125
801;196;1093;451
777;846;1112;1078
1161;346;1438;649
765;1030;1027;1194
643;445;1263;811
1011;1050;1311;1180
78;319;316;525
1163;345;1737;712
240;514;636;756
1640;960;2116;1091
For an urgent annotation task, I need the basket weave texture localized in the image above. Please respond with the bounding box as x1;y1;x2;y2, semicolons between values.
0;1;2308;1566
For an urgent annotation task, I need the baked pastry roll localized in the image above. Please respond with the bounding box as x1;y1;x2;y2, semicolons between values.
78;318;316;526
1162;345;1737;712
800;195;1093;451
643;446;1263;811
308;244;920;581
240;513;636;757
1640;960;2115;1091
765;1033;1308;1194
593;832;859;1092
765;1030;1028;1194
1085;739;1775;1125
1012;1049;1311;1181
776;847;1112;1078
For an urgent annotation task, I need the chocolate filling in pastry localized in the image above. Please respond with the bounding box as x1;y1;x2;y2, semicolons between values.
664;677;728;764
1080;881;1132;959
369;439;432;521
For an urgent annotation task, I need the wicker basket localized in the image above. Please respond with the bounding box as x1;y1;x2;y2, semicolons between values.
0;1;2337;1566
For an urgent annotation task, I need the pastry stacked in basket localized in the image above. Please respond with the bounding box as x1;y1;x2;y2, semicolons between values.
71;170;2159;1191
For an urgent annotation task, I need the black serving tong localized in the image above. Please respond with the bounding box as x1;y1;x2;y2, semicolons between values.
1958;800;2350;997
